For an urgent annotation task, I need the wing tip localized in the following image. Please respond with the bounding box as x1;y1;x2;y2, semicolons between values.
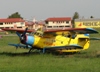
86;28;99;33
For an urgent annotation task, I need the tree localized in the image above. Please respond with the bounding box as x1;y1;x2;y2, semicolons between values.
8;12;23;19
90;16;94;18
72;12;79;28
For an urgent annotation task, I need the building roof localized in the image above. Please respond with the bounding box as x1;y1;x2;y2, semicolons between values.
45;17;71;21
0;18;25;23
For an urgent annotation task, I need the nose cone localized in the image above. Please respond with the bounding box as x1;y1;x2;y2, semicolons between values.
26;36;34;45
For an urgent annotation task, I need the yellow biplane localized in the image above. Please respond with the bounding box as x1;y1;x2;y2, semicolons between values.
2;27;99;53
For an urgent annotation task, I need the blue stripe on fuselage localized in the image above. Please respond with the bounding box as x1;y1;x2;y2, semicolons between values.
26;36;34;45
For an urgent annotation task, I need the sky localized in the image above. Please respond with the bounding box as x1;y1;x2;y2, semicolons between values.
0;0;100;20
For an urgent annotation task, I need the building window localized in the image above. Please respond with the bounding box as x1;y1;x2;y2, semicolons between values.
53;26;58;28
21;22;24;24
65;26;70;27
0;23;3;25
47;26;52;28
0;27;4;28
5;27;9;28
66;21;69;23
17;27;22;28
53;21;55;23
59;26;64;27
45;21;48;24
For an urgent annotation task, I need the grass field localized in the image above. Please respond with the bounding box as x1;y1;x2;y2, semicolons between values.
0;31;100;72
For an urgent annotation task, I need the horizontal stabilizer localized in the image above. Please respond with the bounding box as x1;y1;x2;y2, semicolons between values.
8;44;32;48
90;37;100;40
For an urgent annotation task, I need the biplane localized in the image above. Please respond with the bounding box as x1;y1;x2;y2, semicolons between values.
2;27;100;53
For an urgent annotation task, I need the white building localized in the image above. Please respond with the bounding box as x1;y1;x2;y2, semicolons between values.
0;18;26;29
45;17;72;30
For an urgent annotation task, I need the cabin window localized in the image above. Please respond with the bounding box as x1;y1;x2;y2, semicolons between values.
72;35;77;39
34;31;43;37
52;40;55;42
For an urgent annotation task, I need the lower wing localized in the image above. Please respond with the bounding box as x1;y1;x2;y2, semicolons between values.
90;37;100;40
8;44;82;53
42;44;83;53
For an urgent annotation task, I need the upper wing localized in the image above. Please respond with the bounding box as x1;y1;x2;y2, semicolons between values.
2;28;98;34
2;28;34;33
44;28;98;34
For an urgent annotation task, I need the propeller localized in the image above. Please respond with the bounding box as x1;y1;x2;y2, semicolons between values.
16;28;28;44
21;28;28;37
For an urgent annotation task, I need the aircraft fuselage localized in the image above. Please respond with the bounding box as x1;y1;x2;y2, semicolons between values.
25;34;90;52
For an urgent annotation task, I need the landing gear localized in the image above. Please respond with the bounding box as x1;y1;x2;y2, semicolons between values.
28;48;33;53
28;48;42;54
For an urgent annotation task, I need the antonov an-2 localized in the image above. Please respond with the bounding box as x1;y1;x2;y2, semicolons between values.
2;27;99;53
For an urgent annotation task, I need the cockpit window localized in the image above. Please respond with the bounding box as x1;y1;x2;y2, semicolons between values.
34;31;43;37
62;33;71;38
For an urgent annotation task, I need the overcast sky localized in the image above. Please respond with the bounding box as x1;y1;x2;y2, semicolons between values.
0;0;100;20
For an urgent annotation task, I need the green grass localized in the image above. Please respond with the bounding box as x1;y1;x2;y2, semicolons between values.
0;32;100;72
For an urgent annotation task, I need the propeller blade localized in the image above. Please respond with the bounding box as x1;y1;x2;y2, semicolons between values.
21;28;28;37
16;32;21;38
16;28;28;44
